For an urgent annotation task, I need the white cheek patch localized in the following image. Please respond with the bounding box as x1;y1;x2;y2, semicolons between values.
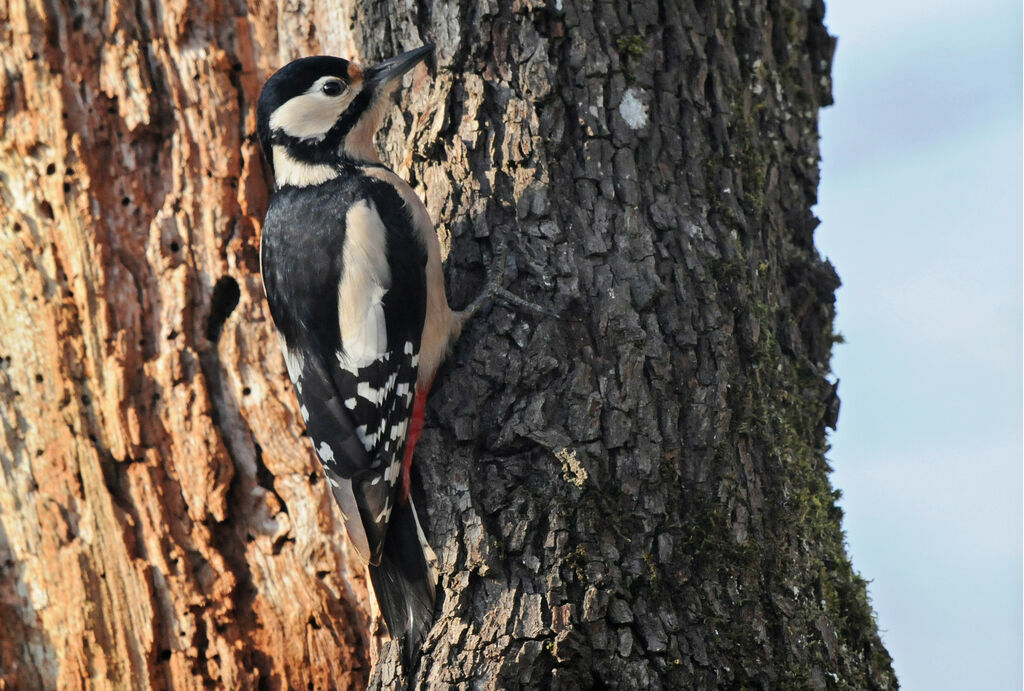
269;77;362;140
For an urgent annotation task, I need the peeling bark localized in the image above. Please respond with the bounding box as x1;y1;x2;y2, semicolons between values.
0;0;896;689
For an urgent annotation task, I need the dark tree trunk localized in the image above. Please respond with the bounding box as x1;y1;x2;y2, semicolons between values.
362;0;897;688
0;0;896;689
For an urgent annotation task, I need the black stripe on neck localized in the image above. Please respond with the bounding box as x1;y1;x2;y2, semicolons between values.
270;85;378;166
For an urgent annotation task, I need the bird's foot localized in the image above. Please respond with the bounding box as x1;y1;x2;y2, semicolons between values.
455;247;558;326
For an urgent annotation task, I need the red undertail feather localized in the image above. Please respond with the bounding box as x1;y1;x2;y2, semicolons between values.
400;381;432;504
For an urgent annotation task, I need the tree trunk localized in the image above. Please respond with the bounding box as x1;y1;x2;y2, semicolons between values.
0;0;896;689
0;1;369;688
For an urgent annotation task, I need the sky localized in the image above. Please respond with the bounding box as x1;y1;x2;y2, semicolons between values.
814;1;1023;688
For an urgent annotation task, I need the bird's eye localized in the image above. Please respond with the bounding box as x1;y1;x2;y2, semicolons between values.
321;80;344;97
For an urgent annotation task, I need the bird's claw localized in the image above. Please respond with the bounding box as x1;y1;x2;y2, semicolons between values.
457;246;558;323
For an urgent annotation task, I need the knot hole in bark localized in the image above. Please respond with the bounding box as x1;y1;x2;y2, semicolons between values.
206;276;240;342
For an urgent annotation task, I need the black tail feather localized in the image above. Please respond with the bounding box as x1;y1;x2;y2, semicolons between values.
368;497;437;669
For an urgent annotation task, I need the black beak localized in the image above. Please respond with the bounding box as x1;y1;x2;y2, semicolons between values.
365;45;433;87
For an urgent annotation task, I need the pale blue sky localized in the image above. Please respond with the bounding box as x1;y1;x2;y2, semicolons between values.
815;1;1022;688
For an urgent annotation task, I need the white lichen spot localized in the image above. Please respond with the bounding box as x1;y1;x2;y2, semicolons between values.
619;88;648;130
556;447;588;488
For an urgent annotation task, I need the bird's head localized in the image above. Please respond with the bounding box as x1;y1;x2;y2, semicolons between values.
256;46;433;185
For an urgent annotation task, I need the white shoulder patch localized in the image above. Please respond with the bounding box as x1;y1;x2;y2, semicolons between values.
337;201;391;369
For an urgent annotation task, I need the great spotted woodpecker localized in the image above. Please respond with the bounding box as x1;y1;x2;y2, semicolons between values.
256;46;467;665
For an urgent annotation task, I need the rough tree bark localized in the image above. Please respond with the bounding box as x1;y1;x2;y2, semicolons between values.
0;0;896;689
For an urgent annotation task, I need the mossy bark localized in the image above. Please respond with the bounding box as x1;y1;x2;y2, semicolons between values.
0;0;896;689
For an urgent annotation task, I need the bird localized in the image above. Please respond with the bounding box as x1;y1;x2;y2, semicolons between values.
256;45;466;668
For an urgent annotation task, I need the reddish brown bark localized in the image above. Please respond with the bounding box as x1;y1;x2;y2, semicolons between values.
0;1;370;687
